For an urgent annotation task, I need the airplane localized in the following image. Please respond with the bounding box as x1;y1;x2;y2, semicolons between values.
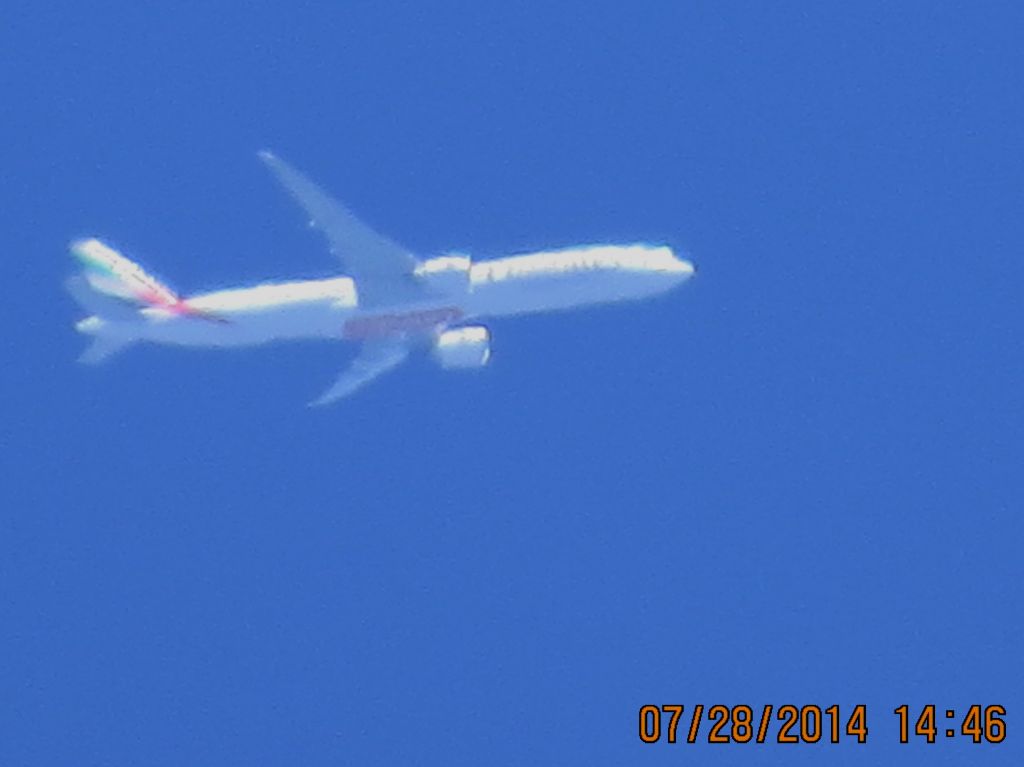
67;152;696;405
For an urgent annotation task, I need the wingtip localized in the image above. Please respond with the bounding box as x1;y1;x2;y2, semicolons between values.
306;387;336;407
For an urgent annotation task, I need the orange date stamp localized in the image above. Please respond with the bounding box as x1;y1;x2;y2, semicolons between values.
638;704;1007;745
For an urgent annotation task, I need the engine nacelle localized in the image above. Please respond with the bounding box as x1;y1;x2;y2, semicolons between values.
432;326;491;369
414;253;472;296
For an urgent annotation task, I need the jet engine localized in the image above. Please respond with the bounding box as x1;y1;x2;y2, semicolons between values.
432;326;491;369
415;253;472;295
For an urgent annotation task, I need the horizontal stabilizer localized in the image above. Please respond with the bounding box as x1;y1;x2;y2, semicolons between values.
78;336;134;365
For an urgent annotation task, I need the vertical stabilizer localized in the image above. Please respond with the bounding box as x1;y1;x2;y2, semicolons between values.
70;239;180;309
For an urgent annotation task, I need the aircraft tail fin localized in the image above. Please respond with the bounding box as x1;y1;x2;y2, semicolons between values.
65;244;149;364
70;239;181;310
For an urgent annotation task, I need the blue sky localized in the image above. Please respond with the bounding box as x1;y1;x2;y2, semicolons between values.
2;2;1021;764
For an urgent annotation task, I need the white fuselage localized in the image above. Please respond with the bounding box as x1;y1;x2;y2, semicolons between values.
81;245;694;347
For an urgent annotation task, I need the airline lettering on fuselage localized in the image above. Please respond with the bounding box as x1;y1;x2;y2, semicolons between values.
342;306;464;340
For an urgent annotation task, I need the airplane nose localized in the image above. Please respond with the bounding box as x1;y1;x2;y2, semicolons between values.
665;257;695;280
676;259;695;276
640;247;695;283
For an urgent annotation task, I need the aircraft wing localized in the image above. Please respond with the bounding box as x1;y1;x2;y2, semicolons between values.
310;339;410;406
260;151;422;306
